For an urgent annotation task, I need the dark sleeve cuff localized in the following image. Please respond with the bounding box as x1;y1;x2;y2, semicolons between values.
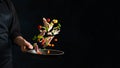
11;31;22;40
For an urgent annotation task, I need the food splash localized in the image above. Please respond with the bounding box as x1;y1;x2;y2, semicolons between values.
32;17;61;54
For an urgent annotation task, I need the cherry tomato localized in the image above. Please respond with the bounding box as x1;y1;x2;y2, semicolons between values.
46;18;51;22
37;25;42;30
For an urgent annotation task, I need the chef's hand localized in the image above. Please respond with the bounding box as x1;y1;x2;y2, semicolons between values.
14;36;33;52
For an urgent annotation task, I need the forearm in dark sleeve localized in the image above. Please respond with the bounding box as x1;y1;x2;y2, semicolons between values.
8;0;22;41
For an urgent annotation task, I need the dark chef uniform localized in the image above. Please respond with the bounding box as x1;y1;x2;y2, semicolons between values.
0;0;21;68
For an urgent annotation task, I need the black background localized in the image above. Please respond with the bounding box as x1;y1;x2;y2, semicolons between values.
11;0;120;68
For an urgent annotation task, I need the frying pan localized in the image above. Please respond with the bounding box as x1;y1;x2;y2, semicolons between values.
27;49;64;55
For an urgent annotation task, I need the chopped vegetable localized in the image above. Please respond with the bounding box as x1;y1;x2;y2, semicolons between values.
32;18;61;54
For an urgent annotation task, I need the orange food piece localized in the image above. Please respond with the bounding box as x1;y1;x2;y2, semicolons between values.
47;50;50;54
48;44;51;46
51;44;55;47
54;38;58;42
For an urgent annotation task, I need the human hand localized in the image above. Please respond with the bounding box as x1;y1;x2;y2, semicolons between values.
20;39;33;52
14;36;33;52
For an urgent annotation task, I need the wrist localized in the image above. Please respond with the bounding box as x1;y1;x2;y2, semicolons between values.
14;36;25;46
